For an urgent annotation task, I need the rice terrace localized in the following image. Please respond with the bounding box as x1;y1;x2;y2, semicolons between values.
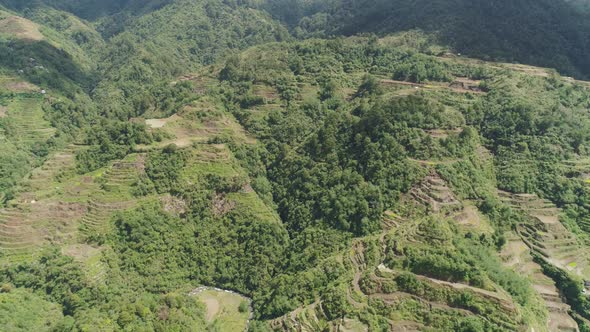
2;0;590;331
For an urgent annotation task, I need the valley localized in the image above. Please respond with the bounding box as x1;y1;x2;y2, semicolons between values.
1;1;590;331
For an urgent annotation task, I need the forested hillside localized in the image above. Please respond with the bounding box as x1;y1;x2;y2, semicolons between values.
0;0;172;20
264;0;590;79
567;0;590;12
1;1;590;331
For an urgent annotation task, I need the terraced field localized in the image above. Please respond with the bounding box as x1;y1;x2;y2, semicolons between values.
563;158;590;186
354;217;520;331
379;77;485;96
79;157;145;237
501;232;578;332
139;98;255;151
0;146;147;264
0;84;279;283
0;199;87;263
271;203;522;331
25;144;82;194
0;143;85;263
406;170;492;234
408;171;463;215
500;191;590;278
5;97;55;146
0;206;42;263
62;244;108;284
270;301;327;332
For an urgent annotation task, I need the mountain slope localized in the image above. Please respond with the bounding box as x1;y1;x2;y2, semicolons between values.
2;2;590;332
266;0;590;79
0;0;172;20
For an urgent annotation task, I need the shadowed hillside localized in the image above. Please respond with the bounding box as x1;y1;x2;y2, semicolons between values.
265;0;590;79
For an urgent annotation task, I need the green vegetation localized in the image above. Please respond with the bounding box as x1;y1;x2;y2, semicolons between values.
193;289;251;331
0;287;64;331
265;0;590;79
0;1;590;331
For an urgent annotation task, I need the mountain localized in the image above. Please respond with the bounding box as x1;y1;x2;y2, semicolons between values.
1;1;590;331
0;0;172;20
568;0;590;12
265;0;590;79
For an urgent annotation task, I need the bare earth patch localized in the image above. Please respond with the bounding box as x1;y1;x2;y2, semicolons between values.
425;128;463;139
160;194;187;216
212;193;236;217
0;105;6;118
500;234;579;331
145;114;180;129
5;82;39;92
252;84;279;101
203;298;220;322
3;80;39;93
453;203;493;233
190;288;251;330
338;318;368;332
62;244;102;261
449;77;484;93
0;16;43;41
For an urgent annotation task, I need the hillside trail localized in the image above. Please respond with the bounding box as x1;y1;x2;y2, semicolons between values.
408;158;461;166
379;78;486;95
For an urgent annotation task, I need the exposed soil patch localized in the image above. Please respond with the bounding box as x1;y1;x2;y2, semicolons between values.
436;56;551;79
449;77;484;93
190;287;251;330
380;79;424;88
252;85;279;101
407;171;462;215
203;298;220;321
338;318;369;332
453;204;492;233
212;194;236;217
145;114;180;129
242;183;254;193
381;78;485;95
160;194;187;216
425;128;463;139
504;63;549;78
0;106;6;118
62;244;101;261
0;78;41;92
36;201;87;220
4;81;38;93
180;74;217;94
500;233;579;331
0;16;43;41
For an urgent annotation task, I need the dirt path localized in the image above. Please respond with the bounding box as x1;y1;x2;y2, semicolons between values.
420;275;512;308
204;298;220;321
369;292;473;316
380;79;485;94
408;158;461;166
